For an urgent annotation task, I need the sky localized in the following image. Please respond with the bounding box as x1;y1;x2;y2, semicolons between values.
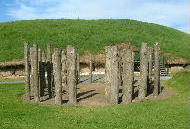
0;0;189;33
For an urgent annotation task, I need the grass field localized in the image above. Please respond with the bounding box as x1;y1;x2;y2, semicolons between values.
0;19;189;62
0;71;189;129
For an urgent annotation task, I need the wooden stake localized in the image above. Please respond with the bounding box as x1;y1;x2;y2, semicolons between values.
153;43;161;95
31;44;40;102
24;42;31;100
105;46;111;99
61;50;67;96
67;45;77;104
89;54;93;83
109;46;120;104
47;44;53;98
76;53;80;84
53;48;62;105
122;48;134;104
139;43;148;99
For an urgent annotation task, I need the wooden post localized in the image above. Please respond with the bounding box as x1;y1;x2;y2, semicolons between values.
38;48;43;97
139;43;148;99
89;54;93;83
76;53;80;84
31;44;40;102
153;43;161;95
148;47;153;83
61;50;67;94
118;49;124;87
147;47;153;93
53;48;62;105
105;46;111;99
52;50;55;97
109;46;119;104
47;44;53;98
42;51;46;62
24;42;31;100
67;45;77;104
122;48;134;104
38;48;42;62
30;47;34;97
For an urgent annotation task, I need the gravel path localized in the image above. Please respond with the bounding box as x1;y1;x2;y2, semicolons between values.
0;76;172;84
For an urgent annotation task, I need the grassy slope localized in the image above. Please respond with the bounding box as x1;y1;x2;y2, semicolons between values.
0;71;189;129
0;19;189;62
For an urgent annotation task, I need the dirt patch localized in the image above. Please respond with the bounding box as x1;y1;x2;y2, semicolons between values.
23;81;175;107
169;66;185;73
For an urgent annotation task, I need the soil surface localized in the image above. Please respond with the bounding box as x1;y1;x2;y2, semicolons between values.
23;80;175;107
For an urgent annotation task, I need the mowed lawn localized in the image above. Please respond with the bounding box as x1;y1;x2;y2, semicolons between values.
0;72;189;129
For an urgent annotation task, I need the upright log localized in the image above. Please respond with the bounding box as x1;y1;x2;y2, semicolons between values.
122;48;134;104
47;44;53;98
38;48;43;97
42;51;46;62
76;53;80;84
53;48;62;105
30;47;34;97
153;43;161;95
89;54;93;83
24;42;31;100
105;46;111;99
109;46;120;104
139;43;148;99
52;50;56;97
31;44;40;102
118;49;123;87
61;50;67;94
148;47;153;83
147;47;153;93
67;46;77;104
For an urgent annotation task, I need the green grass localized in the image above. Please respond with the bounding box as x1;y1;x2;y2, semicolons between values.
0;19;189;62
0;71;189;129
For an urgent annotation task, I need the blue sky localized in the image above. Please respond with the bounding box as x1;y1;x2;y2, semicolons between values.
0;0;189;33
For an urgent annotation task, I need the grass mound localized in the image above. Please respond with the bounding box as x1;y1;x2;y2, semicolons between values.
0;19;189;62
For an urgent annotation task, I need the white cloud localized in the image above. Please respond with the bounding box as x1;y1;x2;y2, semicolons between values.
7;0;189;33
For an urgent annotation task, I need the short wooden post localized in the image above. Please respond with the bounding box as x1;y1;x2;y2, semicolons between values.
47;44;53;98
147;47;153;93
76;53;80;84
42;51;46;62
139;43;148;99
38;48;42;62
61;50;67;93
148;47;153;83
109;46;120;104
118;49;123;87
67;45;77;104
38;48;43;97
153;43;161;95
30;47;34;97
24;42;31;100
31;44;40;102
53;48;62;105
105;46;111;99
122;48;134;104
89;54;93;83
52;50;55;97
